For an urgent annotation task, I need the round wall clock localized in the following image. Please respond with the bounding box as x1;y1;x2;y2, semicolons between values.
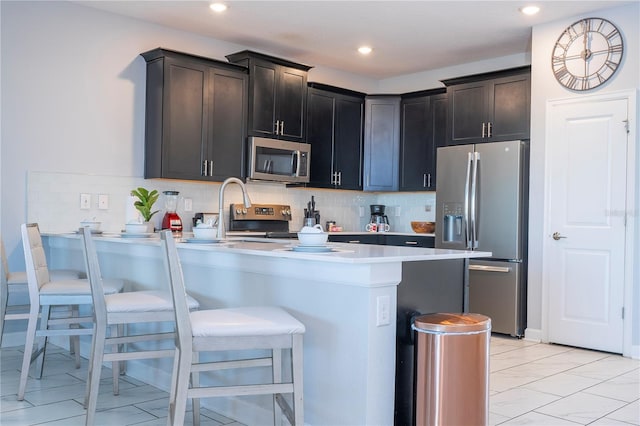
551;17;624;91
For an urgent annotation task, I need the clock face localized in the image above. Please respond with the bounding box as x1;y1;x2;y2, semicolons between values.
552;18;624;91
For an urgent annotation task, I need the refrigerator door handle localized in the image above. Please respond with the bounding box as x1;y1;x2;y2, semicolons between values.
464;152;473;249
470;152;480;249
469;264;511;273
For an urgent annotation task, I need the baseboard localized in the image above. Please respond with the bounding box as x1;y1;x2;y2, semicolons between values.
524;327;542;342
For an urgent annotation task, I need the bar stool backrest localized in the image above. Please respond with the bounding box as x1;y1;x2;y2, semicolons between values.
21;224;52;304
159;230;193;350
79;227;106;325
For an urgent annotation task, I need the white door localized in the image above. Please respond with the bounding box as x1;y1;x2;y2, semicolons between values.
546;97;628;353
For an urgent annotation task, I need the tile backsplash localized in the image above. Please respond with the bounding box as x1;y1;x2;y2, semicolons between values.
27;171;435;234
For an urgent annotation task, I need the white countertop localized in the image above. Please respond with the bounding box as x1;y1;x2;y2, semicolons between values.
50;232;488;264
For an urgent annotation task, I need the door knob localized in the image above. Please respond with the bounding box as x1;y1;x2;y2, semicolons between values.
552;232;567;240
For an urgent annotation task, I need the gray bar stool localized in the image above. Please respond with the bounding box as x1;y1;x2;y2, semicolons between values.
160;230;305;426
1;234;84;347
17;223;124;401
79;226;200;426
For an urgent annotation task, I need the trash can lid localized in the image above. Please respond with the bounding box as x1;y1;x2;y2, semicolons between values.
413;313;491;334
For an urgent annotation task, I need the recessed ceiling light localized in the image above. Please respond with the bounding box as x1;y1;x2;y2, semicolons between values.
358;46;373;55
520;5;540;16
209;3;228;13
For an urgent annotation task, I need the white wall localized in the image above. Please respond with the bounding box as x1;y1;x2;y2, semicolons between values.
528;3;639;349
0;1;377;269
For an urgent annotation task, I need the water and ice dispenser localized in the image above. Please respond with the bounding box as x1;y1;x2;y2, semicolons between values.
442;203;464;243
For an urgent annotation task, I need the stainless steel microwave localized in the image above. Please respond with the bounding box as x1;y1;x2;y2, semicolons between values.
248;137;311;183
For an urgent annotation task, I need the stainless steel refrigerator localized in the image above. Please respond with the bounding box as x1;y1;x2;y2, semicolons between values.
435;140;528;336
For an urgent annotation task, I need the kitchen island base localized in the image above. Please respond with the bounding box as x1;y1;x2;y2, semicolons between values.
43;234;489;425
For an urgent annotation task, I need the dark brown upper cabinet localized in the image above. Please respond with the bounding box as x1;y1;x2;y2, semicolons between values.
364;96;401;192
307;83;365;190
141;48;248;181
442;66;530;145
400;89;447;191
226;51;312;143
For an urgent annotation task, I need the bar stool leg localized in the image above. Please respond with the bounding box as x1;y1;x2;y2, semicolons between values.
273;347;283;425
35;305;51;379
191;352;200;426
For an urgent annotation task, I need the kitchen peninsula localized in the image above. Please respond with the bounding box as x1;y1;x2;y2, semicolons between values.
43;233;490;425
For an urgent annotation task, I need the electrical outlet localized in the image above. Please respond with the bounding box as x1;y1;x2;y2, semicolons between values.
80;193;91;210
394;206;401;217
98;194;109;210
358;206;365;217
184;198;193;212
424;204;432;212
376;295;391;326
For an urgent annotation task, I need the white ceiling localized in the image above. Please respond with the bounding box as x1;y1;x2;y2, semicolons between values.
76;0;631;79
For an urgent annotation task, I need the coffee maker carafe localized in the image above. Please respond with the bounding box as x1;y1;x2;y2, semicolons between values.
370;204;390;230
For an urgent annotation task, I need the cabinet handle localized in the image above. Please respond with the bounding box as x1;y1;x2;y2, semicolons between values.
331;172;336;185
423;174;427;187
209;161;214;176
482;122;486;138
405;241;419;245
348;240;361;244
427;173;431;188
280;121;285;135
337;171;342;186
202;160;208;176
487;122;492;138
275;120;280;135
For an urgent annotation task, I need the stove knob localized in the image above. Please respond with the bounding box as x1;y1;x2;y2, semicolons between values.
242;208;248;214
235;208;243;215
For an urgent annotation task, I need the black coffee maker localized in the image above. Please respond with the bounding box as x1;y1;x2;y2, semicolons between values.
370;204;390;228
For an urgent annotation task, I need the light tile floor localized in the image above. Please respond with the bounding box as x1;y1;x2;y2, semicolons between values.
0;336;638;425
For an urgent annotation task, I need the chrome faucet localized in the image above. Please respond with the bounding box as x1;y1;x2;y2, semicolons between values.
217;177;252;240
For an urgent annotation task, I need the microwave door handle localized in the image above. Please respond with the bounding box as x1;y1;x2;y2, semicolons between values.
292;150;301;176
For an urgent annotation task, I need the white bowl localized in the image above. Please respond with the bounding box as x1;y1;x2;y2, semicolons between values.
125;223;151;234
297;231;328;246
193;226;217;240
80;221;101;231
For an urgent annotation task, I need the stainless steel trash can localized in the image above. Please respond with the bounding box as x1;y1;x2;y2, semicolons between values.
412;313;491;426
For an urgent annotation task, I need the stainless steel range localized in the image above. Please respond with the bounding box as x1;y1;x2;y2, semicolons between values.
228;203;296;238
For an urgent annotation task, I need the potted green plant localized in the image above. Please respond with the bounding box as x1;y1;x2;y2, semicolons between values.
129;187;159;232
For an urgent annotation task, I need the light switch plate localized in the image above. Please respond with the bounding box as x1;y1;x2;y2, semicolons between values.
184;198;193;212
98;194;109;210
80;194;91;210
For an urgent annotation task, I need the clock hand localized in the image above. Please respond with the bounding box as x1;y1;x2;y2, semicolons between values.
582;21;588;77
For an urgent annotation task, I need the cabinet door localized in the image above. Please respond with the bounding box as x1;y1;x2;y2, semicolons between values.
447;81;487;145
489;73;531;141
206;68;248;181
334;95;363;190
277;67;307;141
400;97;430;191
249;60;278;137
430;93;448;189
364;96;400;191
160;59;208;180
307;88;335;187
